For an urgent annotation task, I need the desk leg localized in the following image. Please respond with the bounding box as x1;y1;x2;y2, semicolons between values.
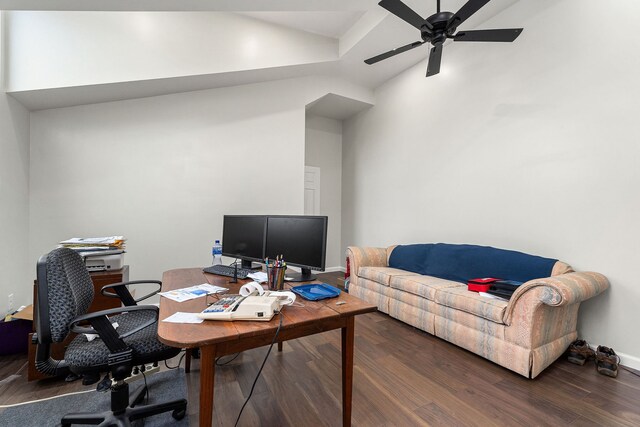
200;345;216;427
185;348;192;373
341;316;355;427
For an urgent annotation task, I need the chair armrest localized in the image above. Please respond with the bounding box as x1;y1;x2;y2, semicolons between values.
101;280;162;306
504;271;609;325
69;305;159;340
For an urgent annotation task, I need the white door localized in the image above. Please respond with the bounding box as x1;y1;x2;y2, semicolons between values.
304;166;321;215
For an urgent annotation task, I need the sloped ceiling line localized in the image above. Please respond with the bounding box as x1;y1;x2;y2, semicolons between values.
3;0;522;110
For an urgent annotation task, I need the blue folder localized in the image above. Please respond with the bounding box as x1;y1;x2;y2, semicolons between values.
291;283;341;301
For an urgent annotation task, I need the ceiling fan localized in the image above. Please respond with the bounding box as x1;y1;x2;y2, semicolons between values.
365;0;523;77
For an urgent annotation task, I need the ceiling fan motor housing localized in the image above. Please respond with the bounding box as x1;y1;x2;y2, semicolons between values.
423;11;455;45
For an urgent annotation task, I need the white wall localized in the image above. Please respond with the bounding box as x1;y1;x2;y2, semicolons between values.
29;76;371;288
0;14;31;316
0;96;30;316
305;114;342;270
6;11;337;91
342;0;640;367
30;79;310;283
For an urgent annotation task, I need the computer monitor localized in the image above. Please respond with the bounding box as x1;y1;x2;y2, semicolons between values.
221;215;266;269
264;215;328;282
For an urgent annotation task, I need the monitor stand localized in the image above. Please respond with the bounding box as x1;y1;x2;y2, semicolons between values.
284;268;317;282
239;259;262;270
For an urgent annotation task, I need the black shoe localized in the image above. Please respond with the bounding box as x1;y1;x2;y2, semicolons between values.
595;346;620;378
567;339;595;365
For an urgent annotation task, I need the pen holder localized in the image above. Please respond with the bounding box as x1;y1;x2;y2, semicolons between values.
268;266;286;291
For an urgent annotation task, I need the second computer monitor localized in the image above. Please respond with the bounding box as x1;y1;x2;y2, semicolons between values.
221;215;266;269
264;215;328;282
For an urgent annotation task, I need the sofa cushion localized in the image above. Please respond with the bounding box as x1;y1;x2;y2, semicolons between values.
434;287;508;324
358;266;419;286
350;279;391;313
389;287;440;312
390;274;463;301
435;303;506;339
389;243;558;284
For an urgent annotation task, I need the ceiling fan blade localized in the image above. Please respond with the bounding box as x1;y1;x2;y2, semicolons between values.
379;0;432;31
454;28;523;42
448;0;492;29
365;41;426;65
426;45;443;77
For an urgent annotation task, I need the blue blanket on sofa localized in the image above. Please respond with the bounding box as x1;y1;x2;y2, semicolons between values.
388;243;557;284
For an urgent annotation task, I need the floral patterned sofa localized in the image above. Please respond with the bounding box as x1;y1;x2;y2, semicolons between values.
346;244;609;378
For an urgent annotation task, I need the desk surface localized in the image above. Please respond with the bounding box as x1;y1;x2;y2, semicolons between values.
157;267;375;350
158;267;376;427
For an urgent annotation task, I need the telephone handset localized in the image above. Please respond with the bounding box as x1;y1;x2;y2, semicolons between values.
198;282;296;321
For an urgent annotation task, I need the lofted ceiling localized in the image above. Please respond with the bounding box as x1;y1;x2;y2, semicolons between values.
238;11;366;38
1;0;523;110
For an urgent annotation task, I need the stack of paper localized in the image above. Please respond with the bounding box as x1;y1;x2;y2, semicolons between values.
159;284;227;303
247;271;268;283
59;236;126;255
479;291;509;302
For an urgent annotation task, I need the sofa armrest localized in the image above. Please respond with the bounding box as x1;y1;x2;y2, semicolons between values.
346;246;388;270
504;271;609;325
346;247;387;288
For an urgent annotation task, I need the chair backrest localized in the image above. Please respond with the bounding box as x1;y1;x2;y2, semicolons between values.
36;247;94;343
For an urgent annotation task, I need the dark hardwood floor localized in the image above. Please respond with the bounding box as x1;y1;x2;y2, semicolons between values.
2;271;639;426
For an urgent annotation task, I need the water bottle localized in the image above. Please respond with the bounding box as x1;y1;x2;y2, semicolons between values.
212;240;222;265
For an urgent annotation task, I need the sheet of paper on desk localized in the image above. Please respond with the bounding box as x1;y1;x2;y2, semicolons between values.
162;312;204;324
247;271;268;283
159;283;227;302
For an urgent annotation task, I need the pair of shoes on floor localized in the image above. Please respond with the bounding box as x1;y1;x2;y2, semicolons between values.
567;340;620;378
595;345;620;378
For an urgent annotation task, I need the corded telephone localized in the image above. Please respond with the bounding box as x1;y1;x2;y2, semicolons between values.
198;282;296;321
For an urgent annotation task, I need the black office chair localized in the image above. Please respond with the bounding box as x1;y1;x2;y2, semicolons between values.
34;247;187;426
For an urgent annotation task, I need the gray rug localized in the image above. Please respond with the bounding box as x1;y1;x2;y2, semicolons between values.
0;369;188;426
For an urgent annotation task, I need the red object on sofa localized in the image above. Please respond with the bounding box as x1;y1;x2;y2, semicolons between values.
344;256;351;292
467;277;499;292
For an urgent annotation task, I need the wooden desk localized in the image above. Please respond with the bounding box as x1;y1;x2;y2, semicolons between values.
158;268;376;427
